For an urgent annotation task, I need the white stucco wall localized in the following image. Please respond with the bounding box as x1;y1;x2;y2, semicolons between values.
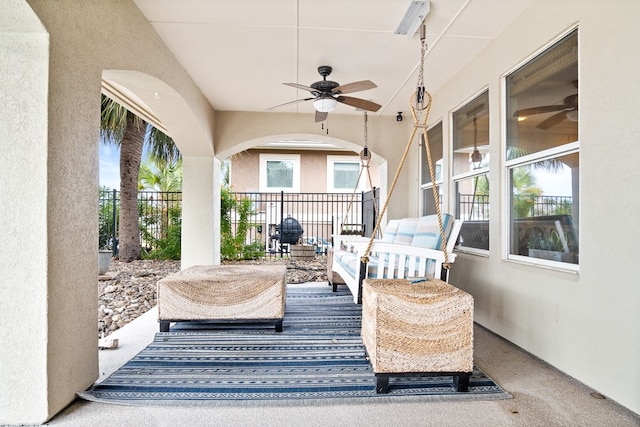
0;1;216;423
0;1;50;423
419;0;640;413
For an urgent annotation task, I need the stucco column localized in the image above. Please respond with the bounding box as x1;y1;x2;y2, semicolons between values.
181;156;219;268
0;3;50;424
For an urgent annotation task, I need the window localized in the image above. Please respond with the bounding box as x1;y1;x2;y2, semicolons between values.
259;154;300;192
421;122;443;215
452;91;490;251
327;156;362;192
506;29;579;267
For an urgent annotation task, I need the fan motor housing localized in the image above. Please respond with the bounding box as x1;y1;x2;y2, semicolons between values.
311;80;339;93
311;65;340;93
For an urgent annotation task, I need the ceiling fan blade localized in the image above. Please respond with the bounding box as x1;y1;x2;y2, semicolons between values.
336;96;382;112
537;111;568;130
563;93;578;108
315;110;328;123
513;104;567;118
266;97;314;111
283;83;317;93
332;80;377;94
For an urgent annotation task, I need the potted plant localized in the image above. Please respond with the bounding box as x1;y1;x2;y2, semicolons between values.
527;229;574;263
98;237;115;276
98;248;112;275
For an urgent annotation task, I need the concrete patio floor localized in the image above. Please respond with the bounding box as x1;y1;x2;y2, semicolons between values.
46;283;639;427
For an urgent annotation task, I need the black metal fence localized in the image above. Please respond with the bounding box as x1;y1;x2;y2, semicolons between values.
99;189;183;256
99;188;378;258
457;194;573;221
228;189;379;257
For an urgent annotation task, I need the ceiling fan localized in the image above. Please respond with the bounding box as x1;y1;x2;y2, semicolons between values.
267;66;382;122
513;81;578;130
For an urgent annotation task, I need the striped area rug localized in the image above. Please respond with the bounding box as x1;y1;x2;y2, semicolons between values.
79;285;510;406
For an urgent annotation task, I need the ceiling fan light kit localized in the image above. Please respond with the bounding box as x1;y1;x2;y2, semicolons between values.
313;97;338;112
395;1;431;37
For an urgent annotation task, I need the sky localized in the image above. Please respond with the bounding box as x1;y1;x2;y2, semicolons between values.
99;143;120;190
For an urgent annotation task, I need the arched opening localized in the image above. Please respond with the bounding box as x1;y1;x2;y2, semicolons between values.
217;133;389;257
100;70;217;269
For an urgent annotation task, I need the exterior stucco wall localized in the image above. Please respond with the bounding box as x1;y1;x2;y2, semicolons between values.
215;111;410;220
1;1;216;423
229;149;381;194
418;0;640;413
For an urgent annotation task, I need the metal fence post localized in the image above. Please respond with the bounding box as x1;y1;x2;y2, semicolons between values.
279;191;284;257
111;188;117;256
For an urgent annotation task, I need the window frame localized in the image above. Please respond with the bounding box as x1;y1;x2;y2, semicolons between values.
420;122;444;216
259;153;301;193
326;155;363;193
451;89;490;255
502;27;580;272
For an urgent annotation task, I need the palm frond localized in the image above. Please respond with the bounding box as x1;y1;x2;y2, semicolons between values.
100;94;145;144
146;126;181;164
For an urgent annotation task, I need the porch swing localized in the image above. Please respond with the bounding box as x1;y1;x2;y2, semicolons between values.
339;111;380;238
330;23;463;304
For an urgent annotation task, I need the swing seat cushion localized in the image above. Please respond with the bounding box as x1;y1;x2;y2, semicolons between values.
333;214;454;279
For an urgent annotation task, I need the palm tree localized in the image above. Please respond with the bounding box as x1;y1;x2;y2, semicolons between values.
100;95;180;262
138;155;183;192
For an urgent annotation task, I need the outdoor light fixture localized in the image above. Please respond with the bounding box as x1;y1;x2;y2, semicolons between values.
313;97;338;113
397;112;403;121
395;0;431;37
471;116;483;169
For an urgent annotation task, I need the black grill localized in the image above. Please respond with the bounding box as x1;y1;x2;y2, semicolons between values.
272;216;304;244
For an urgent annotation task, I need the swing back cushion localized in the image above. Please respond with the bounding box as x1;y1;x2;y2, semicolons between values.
412;214;454;251
332;214;456;286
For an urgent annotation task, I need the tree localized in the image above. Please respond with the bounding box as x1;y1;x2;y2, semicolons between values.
138;155;183;192
100;95;180;261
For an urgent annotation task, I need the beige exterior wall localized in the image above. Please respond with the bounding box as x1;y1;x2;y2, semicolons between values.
215;111;407;220
229;149;381;194
413;0;640;413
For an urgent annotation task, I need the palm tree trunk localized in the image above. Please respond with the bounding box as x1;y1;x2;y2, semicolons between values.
118;114;146;262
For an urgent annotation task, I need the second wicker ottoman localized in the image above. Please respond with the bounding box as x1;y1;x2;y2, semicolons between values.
361;278;474;393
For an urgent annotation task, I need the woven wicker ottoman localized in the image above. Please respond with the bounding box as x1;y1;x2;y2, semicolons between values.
157;264;286;332
361;278;474;393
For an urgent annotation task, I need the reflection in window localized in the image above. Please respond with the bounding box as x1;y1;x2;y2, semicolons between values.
453;91;490;251
421;122;443;185
333;162;360;189
421;123;443;216
456;174;490;250
266;160;294;188
453;92;489;175
506;29;579;265
422;185;442;216
260;153;300;192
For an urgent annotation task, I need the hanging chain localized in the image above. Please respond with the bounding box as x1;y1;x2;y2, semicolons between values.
415;24;428;111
